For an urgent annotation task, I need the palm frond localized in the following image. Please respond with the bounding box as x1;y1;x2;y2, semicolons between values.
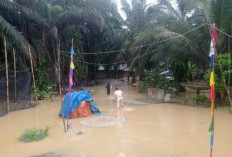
209;0;232;53
0;15;30;59
0;0;44;24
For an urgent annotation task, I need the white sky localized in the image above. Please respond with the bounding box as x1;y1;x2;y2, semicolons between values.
115;0;158;19
115;0;177;20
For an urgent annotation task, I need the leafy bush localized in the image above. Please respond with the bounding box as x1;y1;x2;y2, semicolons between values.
19;126;50;142
139;69;175;93
204;53;231;103
196;95;211;104
138;82;149;93
31;57;56;100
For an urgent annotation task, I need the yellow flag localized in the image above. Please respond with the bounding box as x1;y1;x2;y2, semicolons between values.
210;72;214;86
70;62;75;69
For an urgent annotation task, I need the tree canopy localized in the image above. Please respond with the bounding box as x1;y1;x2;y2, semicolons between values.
0;0;231;83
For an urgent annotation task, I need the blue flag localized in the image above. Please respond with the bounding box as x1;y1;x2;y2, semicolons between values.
210;132;214;148
71;48;75;54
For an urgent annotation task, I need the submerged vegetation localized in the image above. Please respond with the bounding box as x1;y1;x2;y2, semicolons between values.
19;126;50;143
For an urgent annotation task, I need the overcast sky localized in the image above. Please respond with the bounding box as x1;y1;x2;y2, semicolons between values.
115;0;177;20
116;0;158;17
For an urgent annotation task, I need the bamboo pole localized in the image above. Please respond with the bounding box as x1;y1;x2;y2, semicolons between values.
3;35;10;112
57;39;66;131
61;96;66;132
58;39;61;95
13;48;17;102
28;45;38;104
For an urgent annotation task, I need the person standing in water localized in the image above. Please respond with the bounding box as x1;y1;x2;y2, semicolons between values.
106;82;111;95
113;88;124;108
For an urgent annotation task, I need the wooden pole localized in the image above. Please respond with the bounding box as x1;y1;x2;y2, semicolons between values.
13;48;17;102
61;96;66;132
28;45;38;104
57;39;66;132
58;39;62;95
3;35;10;112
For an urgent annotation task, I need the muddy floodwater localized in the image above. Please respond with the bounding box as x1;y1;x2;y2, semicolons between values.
0;81;232;157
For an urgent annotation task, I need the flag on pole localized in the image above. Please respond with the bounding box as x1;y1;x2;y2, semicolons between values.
210;85;214;102
209;24;217;151
210;102;214;115
210;72;214;86
210;132;214;148
210;55;214;70
212;24;217;46
209;40;215;57
208;116;214;132
68;48;75;117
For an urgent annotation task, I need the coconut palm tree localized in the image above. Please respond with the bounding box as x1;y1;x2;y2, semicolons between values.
0;0;44;63
119;0;209;79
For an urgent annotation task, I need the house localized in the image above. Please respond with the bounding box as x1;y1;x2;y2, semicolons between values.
96;63;131;79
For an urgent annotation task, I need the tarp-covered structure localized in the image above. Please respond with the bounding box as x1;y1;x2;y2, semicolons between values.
59;91;100;119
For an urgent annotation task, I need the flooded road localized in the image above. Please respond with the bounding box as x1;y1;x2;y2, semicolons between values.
0;81;232;157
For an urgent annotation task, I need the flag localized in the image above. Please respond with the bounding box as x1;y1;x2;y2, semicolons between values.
210;72;214;86
212;24;217;46
71;48;75;54
209;40;215;56
209;24;216;149
210;132;214;148
211;102;214;116
70;62;75;69
68;48;75;117
209;116;214;132
210;55;214;71
69;77;73;86
210;85;214;102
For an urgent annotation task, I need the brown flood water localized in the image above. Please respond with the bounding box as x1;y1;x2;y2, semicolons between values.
0;81;232;157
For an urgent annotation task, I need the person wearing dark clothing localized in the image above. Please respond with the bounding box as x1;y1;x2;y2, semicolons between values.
106;82;111;95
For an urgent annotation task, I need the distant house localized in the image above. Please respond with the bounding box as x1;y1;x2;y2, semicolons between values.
117;63;130;79
96;63;130;79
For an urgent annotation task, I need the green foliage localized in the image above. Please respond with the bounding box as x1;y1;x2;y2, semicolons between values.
32;57;56;100
204;53;231;93
62;29;83;52
139;69;175;93
19;126;50;143
196;95;211;104
138;82;149;93
210;0;232;53
187;60;199;80
0;15;30;58
172;60;187;83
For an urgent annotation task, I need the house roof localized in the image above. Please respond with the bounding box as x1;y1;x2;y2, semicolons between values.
98;64;130;71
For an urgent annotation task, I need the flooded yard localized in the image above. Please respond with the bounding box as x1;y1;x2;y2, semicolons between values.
0;82;232;157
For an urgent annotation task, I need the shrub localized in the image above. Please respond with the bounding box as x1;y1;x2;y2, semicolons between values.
31;57;56;100
139;69;175;93
19;126;50;142
196;95;211;104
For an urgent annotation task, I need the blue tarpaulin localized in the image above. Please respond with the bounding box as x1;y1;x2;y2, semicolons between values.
59;91;100;118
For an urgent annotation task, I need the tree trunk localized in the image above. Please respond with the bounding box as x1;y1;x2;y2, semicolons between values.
29;45;38;104
13;48;17;102
58;39;62;95
3;35;10;112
